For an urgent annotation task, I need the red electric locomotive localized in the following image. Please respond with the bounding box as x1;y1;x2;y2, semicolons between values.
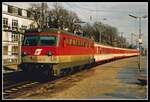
20;28;94;77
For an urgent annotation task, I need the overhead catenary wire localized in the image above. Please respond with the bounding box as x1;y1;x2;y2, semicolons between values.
63;2;148;23
64;3;147;14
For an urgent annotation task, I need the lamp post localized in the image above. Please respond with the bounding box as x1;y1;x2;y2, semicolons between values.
120;32;124;48
129;14;147;71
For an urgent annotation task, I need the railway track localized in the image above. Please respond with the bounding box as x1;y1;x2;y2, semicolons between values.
3;72;51;99
3;73;71;99
2;66;90;99
3;81;40;99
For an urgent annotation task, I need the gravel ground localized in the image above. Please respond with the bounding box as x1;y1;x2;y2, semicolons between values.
13;56;148;100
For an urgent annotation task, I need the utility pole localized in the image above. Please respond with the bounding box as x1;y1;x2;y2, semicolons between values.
120;32;123;48
41;2;44;29
18;33;21;65
129;14;147;72
131;33;133;48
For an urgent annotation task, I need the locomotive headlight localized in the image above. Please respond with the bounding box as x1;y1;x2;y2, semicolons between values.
23;52;27;55
47;51;52;56
22;52;27;56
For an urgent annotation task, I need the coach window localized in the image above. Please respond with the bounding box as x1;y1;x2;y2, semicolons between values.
85;42;87;47
101;48;103;54
74;39;76;46
72;39;74;46
69;39;72;45
73;39;75;46
78;40;80;46
72;39;74;45
89;43;92;48
79;40;81;46
77;40;79;46
76;40;78;46
82;42;84;47
87;42;89;48
69;39;72;46
66;38;68;45
84;42;86;47
99;47;101;54
74;39;77;46
66;38;70;45
81;41;83;47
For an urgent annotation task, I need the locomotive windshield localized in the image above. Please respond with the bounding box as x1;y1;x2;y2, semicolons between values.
23;35;57;46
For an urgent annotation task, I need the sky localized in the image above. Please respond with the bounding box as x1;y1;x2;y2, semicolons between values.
4;2;148;48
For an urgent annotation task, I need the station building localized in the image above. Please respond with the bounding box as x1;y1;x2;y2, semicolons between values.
2;3;37;65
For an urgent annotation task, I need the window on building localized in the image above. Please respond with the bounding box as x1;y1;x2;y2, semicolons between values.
22;9;27;17
18;8;22;16
3;46;8;55
30;25;35;29
3;18;8;28
12;19;18;28
21;25;27;30
8;5;13;13
11;33;18;42
27;11;32;18
12;46;18;55
8;5;18;14
12;7;18;14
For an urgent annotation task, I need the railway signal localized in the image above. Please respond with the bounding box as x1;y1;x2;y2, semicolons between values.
129;14;147;72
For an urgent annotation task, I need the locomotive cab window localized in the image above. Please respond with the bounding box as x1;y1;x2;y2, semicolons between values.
23;35;57;46
40;36;57;46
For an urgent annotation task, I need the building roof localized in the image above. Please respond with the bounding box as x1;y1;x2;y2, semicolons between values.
2;3;34;20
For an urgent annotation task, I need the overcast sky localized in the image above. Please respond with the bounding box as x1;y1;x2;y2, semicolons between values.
4;2;148;48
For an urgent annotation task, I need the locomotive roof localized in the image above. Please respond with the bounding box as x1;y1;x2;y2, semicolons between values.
25;28;92;41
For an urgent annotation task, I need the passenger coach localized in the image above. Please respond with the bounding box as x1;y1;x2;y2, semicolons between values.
94;42;139;63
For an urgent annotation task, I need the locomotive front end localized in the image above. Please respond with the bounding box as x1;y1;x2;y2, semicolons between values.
20;32;59;77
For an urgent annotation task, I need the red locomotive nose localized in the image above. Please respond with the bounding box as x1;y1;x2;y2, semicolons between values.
22;46;56;56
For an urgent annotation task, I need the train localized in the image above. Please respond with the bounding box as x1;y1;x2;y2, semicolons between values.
20;28;139;78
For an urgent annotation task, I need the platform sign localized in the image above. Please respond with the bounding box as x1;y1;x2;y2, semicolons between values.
140;46;144;51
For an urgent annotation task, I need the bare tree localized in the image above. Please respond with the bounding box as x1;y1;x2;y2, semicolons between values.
27;3;130;47
82;21;129;47
28;2;49;28
48;3;81;33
